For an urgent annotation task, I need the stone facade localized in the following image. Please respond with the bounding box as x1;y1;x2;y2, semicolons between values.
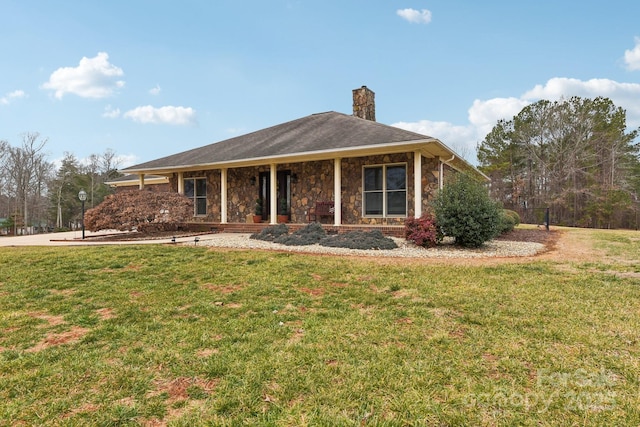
166;153;447;225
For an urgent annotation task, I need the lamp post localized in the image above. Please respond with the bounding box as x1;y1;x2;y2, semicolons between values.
78;189;87;239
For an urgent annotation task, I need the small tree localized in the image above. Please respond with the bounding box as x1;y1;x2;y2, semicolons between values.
431;174;501;247
84;190;194;233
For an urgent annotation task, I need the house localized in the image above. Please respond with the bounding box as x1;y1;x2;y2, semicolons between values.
121;86;487;233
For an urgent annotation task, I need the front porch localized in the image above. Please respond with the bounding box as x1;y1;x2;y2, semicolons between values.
182;222;406;238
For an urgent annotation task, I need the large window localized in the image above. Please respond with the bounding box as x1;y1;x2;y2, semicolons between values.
363;164;407;217
184;177;207;216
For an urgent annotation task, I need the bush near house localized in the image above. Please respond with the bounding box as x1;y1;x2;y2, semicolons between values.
498;210;517;234
431;173;502;248
84;190;194;233
404;213;442;248
274;222;326;246
503;209;521;226
253;223;397;250
250;223;289;241
319;229;397;250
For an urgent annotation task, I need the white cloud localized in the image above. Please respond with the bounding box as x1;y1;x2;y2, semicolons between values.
42;52;125;99
397;8;432;24
624;37;640;71
392;77;640;165
0;89;26;105
468;97;530;136
149;85;161;95
124;105;197;126
102;105;121;119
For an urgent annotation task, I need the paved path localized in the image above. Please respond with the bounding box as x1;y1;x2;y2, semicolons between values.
0;231;214;246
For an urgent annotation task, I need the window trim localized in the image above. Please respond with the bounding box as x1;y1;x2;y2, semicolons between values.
362;163;407;218
184;177;207;216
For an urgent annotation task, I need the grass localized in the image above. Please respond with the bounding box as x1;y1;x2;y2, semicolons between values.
0;228;639;425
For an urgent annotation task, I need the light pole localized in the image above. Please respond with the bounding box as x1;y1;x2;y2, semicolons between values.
78;189;87;239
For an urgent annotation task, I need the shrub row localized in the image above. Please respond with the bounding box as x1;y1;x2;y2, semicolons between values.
251;223;398;250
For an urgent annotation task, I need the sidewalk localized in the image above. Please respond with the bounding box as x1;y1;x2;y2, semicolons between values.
0;231;211;246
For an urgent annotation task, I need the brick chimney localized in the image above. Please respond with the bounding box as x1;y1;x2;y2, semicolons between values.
352;86;375;121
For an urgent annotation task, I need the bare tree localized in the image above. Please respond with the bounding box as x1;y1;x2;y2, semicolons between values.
4;133;52;234
47;149;122;230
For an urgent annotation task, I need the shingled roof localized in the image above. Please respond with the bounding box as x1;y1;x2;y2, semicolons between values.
123;110;485;179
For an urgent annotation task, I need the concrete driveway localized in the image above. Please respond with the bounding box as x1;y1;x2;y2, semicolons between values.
0;231;205;246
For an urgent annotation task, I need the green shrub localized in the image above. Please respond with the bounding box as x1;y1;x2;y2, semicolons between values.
250;223;289;241
404;213;441;248
274;223;326;246
319;230;397;250
431;174;501;248
503;209;521;226
498;211;516;234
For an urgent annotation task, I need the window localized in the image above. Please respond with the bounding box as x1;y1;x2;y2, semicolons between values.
184;178;207;216
363;164;407;217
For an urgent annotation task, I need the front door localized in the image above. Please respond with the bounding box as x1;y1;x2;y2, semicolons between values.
259;170;291;221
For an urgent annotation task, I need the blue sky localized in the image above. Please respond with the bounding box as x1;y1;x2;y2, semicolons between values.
2;1;640;168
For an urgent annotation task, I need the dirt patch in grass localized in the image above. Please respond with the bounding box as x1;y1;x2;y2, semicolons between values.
96;308;115;320
29;312;66;327
298;287;325;297
147;377;219;404
49;289;76;296
27;326;90;352
196;348;219;357
203;283;244;294
61;403;101;420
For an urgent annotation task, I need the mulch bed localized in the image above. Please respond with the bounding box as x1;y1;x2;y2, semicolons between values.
494;227;558;245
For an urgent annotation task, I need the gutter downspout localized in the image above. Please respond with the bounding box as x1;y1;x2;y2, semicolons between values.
439;155;455;190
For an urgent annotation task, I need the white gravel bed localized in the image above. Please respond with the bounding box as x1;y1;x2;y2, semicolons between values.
194;233;545;258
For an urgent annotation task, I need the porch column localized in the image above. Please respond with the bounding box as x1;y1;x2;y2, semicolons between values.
138;174;145;189
177;172;184;194
334;158;342;225
414;151;422;218
270;164;277;224
220;168;228;224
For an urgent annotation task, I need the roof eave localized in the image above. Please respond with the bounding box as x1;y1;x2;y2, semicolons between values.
122;138;489;181
122;139;435;173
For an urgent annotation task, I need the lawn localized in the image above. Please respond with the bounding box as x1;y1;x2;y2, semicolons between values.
0;228;638;426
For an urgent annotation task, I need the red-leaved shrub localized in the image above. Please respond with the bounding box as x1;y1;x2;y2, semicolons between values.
84;190;194;233
404;213;441;248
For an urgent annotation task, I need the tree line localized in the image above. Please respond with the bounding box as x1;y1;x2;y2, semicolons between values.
477;97;640;229
0;133;122;234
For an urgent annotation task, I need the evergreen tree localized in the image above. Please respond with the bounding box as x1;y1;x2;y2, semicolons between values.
477;97;640;228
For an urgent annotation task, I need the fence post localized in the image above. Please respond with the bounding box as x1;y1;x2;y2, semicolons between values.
545;207;550;231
